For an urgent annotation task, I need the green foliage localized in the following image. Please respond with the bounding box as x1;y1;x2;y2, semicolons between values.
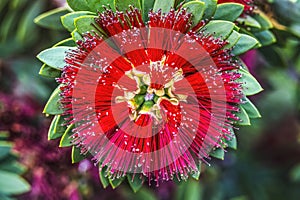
109;176;125;189
182;1;205;26
99;167;110;188
199;0;217;19
115;0;141;11
43;85;64;115
67;0;90;11
48;115;67;140
0;136;30;198
127;175;144;193
72;146;87;163
210;148;225;160
232;34;260;55
39;64;61;78
142;0;155;21
176;179;202;200
213;3;244;22
153;0;175;13
238;68;263;96
0;171;30;195
61;11;95;32
37;46;74;70
242;97;261;119
34;8;69;30
59;124;75;147
201;20;235;39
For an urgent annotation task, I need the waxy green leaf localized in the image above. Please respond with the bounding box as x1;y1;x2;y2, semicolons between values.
99;167;110;188
242;97;261;118
142;0;155;21
238;68;263;96
232;34;259;55
210;148;225;160
71;146;86;163
43;85;64;115
201;20;235;39
127;174;144;193
114;0;141;11
0;171;30;195
39;64;61;78
235;106;251;125
109;176;125;189
153;0;175;13
61;11;95;32
213;3;244;22
182;1;205;26
87;0;116;12
37;46;74;70
254;30;276;46
223;30;241;49
67;0;90;11
59;124;74;147
48;115;67;140
34;8;69;30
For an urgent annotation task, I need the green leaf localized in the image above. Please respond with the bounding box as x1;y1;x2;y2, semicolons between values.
53;38;77;47
74;15;103;35
67;0;90;11
252;11;273;30
153;0;175;13
242;97;261;118
127;174;144;193
237;15;261;28
37;46;74;70
223;30;241;49
71;146;86;163
182;1;205;26
59;124;74;147
0;160;26;175
109;176;125;189
142;0;155;21
231;34;259;55
254;30;276;46
227;134;237;150
0;170;30;195
34;8;69;30
61;11;95;32
99;167;110;188
210;148;225;160
238;68;263;96
72;29;83;41
39;64;61;78
176;179;202;200
48;115;67;140
235;106;251;125
199;0;217;19
213;3;244;22
201;20;235;39
87;0;116;12
0;142;12;160
16;1;43;45
114;0;141;11
43;85;64;115
191;164;201;180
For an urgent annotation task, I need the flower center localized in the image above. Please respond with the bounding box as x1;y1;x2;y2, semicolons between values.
115;60;187;122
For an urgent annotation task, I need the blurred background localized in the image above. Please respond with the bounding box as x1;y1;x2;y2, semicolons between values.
0;0;299;199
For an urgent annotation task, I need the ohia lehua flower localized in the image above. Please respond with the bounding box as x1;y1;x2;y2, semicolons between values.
36;0;271;190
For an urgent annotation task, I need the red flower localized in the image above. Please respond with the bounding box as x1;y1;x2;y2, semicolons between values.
218;0;255;14
59;8;243;182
